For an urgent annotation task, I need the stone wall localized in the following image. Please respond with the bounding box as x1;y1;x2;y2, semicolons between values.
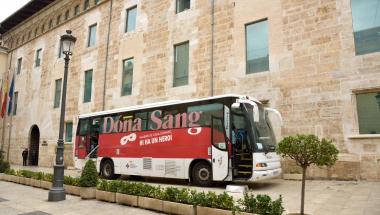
0;0;379;180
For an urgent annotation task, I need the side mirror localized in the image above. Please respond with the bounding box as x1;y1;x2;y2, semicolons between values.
231;102;240;110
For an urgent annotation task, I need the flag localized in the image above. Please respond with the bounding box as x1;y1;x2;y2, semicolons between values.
7;75;14;116
1;77;8;118
0;80;3;112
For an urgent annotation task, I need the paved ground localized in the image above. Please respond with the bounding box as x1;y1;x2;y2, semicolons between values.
0;181;163;215
6;165;380;215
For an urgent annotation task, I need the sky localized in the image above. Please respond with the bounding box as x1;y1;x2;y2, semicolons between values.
0;0;30;22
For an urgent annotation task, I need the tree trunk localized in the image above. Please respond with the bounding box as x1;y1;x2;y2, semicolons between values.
300;167;307;215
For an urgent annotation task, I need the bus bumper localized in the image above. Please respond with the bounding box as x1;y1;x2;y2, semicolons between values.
250;168;282;181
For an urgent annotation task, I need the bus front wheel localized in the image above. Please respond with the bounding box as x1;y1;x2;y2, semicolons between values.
101;159;116;179
192;162;213;187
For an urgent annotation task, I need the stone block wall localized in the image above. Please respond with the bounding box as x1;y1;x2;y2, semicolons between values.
0;0;379;180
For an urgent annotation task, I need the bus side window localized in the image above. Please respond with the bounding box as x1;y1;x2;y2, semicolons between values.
78;119;90;136
187;103;223;127
135;112;148;131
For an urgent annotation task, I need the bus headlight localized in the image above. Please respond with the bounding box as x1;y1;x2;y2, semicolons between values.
256;163;268;168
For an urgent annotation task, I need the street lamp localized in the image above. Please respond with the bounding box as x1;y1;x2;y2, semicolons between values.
48;30;76;201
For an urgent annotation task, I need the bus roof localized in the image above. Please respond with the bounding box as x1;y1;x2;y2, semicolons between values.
78;94;259;119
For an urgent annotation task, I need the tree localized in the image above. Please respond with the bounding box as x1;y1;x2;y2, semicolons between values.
276;134;339;215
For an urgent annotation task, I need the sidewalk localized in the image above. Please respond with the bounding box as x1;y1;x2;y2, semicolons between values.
0;181;162;215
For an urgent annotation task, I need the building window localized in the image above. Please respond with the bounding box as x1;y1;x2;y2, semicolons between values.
54;79;62;108
16;58;22;75
125;6;137;33
34;28;38;37
173;42;189;87
95;0;100;5
87;24;97;47
41;24;45;33
65;10;70;20
121;58;134;96
12;92;18;116
35;48;42;67
176;0;190;13
49;19;53;29
65;122;73;142
28;31;31;40
56;15;61;25
84;0;90;10
74;5;80;15
84;69;93;103
246;19;269;74
351;0;380;55
356;91;380;134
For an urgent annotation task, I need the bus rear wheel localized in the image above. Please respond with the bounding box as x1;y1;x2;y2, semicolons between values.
192;162;213;187
101;159;116;179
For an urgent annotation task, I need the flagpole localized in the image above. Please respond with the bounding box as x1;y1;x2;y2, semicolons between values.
6;71;15;161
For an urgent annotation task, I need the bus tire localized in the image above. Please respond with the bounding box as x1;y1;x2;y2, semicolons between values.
192;161;213;187
101;159;116;179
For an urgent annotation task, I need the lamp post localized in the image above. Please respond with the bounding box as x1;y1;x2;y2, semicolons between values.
48;30;76;201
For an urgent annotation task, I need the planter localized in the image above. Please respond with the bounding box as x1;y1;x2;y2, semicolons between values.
283;173;302;180
64;185;80;196
9;175;20;184
80;187;96;199
96;190;116;203
40;181;52;190
235;212;255;215
138;196;163;212
196;206;233;215
1;174;10;181
116;193;138;207
31;179;41;188
162;201;195;215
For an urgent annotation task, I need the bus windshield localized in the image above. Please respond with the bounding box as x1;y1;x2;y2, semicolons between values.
241;103;277;152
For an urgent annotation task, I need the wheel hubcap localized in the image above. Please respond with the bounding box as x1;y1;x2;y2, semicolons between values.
104;164;111;176
198;168;209;181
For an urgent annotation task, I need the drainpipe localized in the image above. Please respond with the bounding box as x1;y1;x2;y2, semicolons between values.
102;0;113;111
210;0;215;97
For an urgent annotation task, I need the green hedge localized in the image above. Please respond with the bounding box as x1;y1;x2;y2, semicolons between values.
2;169;284;214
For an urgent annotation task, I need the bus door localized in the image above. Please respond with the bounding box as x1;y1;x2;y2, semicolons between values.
76;118;100;159
211;117;229;180
76;118;90;159
231;112;253;179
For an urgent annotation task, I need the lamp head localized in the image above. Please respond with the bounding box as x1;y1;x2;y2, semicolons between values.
60;30;76;56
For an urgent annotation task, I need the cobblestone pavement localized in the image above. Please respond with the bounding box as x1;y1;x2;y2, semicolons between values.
8;165;380;215
0;181;163;215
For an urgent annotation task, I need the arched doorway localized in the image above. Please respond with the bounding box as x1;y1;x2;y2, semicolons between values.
29;125;40;166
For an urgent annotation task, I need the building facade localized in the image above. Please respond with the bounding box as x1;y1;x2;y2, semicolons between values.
0;0;379;180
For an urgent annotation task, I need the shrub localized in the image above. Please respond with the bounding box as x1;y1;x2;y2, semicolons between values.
117;181;141;196
238;193;284;215
20;170;34;178
43;173;53;182
4;168;15;175
0;152;10;173
162;187;191;204
32;172;44;180
79;160;98;187
64;176;80;186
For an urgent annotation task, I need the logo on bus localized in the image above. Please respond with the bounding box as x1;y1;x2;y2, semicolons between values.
120;133;137;145
187;127;202;135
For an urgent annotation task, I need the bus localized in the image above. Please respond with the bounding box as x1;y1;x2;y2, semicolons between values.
74;95;282;186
